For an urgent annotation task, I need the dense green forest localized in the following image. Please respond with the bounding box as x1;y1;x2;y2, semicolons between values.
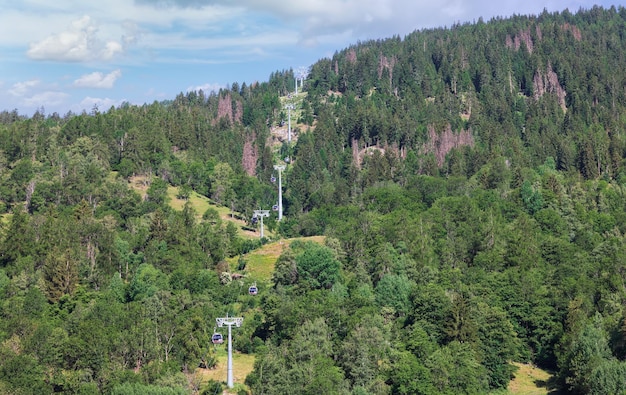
3;5;626;394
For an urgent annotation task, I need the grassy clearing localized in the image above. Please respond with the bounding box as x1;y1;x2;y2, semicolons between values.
0;212;12;225
194;351;255;393
228;235;326;283
167;186;210;215
127;174;257;238
506;362;561;395
128;175;150;199
232;241;289;281
166;185;258;239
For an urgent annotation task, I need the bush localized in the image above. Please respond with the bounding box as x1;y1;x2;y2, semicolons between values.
110;382;188;395
201;380;223;395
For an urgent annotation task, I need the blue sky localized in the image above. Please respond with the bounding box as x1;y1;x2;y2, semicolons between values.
1;0;623;116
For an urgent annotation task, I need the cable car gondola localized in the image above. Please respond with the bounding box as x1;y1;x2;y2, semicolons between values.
248;283;258;296
272;204;278;211
212;332;224;344
270;175;276;183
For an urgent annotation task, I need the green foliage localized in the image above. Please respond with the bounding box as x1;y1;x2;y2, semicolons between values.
473;302;520;389
0;269;10;297
425;341;489;394
128;263;169;301
339;314;390;391
521;180;544;214
588;359;626;395
210;162;234;205
408;284;452;343
110;382;188;395
247;318;350;394
200;380;223;395
374;273;413;316
562;314;613;394
43;247;80;302
294;242;341;289
0;353;52;394
387;350;435;395
272;247;298;286
0;206;34;271
146;177;169;210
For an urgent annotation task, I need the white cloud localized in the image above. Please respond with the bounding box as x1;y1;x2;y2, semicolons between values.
141;30;294;53
26;15;124;62
5;0;615;58
6;79;69;111
8;79;41;97
102;41;124;60
121;20;141;47
78;96;124;112
74;69;122;88
22;91;69;108
186;82;224;93
132;0;610;47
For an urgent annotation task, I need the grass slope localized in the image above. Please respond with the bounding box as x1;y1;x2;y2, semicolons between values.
167;186;259;238
127;174;258;238
507;362;561;395
228;235;326;283
194;351;255;393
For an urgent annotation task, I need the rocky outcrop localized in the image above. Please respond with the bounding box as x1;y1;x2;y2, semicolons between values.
533;62;567;112
422;124;474;167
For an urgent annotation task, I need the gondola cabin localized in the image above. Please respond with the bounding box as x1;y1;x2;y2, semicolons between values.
248;284;258;296
272;204;278;211
271;176;276;183
212;333;224;344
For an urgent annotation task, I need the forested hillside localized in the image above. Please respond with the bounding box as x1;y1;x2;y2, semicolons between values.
2;5;626;394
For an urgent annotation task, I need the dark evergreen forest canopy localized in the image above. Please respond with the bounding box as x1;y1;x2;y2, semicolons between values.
3;6;626;394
